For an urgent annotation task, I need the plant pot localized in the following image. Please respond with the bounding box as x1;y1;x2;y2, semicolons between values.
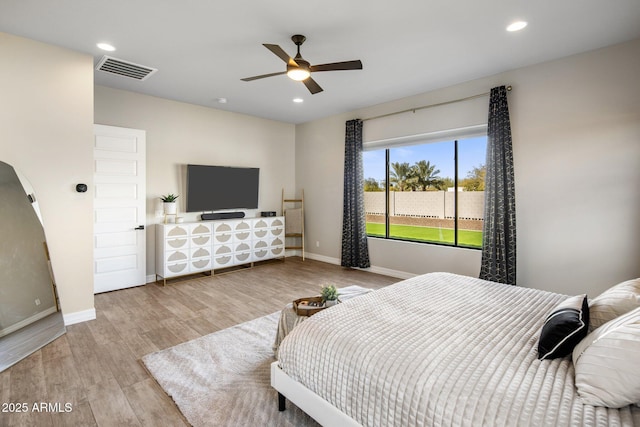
325;299;337;307
164;202;177;215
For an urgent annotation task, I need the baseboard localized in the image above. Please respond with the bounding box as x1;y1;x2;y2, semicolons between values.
365;265;416;280
303;251;415;280
0;306;57;338
303;252;340;265
146;274;156;284
63;308;96;326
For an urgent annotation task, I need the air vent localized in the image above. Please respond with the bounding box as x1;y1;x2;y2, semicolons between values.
95;55;157;81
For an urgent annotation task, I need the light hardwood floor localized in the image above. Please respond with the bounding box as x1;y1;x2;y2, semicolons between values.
0;257;398;427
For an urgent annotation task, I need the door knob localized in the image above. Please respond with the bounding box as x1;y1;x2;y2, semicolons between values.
135;225;145;230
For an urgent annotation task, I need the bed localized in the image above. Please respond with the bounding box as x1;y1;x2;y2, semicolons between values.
273;272;640;426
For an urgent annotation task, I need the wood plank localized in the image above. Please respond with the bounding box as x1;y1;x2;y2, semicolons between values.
85;310;125;346
182;316;219;337
115;327;160;360
65;323;115;389
94;341;149;390
40;335;73;362
86;378;140;426
122;378;188;427
42;354;87;408
141;327;183;350
6;351;53;427
0;368;10;409
50;402;97;427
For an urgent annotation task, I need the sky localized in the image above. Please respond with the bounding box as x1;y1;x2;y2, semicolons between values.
363;136;487;183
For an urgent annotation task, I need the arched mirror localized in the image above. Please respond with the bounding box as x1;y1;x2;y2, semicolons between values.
0;160;65;372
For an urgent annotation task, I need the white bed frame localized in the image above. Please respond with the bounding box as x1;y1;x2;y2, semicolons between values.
271;361;361;426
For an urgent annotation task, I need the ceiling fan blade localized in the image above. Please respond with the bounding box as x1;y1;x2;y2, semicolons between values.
241;71;287;82
310;60;363;72
263;44;298;66
302;77;323;94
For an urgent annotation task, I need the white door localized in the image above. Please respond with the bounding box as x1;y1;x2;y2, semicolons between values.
93;124;146;293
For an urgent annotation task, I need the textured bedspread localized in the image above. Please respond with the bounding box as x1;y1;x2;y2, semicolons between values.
277;273;640;426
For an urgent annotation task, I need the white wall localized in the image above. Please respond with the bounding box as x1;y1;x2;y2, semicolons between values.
0;32;95;319
296;38;640;296
94;86;296;277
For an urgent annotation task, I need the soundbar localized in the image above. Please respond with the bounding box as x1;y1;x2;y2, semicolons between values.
201;212;245;221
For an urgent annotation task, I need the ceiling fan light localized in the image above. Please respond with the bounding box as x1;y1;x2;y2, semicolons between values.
506;21;528;32
287;68;310;81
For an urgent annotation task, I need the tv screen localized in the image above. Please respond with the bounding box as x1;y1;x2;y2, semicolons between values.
186;165;259;212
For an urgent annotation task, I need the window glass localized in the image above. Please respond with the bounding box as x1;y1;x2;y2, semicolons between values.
388;141;453;244
363;135;486;248
363;150;385;237
457;137;487;248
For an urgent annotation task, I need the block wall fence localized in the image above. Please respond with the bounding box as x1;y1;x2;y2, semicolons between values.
364;191;485;220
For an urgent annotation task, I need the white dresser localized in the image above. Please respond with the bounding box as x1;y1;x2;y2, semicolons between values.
156;217;285;284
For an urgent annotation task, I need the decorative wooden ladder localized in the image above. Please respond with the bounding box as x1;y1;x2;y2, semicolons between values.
282;189;305;260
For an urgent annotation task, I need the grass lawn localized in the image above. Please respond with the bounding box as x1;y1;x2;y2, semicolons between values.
366;223;482;248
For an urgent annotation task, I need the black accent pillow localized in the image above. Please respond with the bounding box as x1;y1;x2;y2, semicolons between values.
537;294;589;360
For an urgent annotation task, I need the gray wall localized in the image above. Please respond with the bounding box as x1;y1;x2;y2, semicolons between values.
295;38;640;297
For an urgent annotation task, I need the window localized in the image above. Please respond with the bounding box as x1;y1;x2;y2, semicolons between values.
363;134;487;248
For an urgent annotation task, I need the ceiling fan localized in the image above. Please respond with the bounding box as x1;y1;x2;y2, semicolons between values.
241;35;363;94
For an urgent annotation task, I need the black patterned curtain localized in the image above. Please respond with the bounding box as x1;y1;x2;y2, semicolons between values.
341;119;370;268
480;86;516;284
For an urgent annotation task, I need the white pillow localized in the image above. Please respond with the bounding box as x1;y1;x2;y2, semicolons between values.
572;307;640;408
589;278;640;329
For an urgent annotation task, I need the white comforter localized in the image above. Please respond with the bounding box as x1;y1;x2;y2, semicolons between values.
277;273;640;426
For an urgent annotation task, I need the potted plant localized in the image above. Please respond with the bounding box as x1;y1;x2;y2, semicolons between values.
160;194;179;215
321;284;340;307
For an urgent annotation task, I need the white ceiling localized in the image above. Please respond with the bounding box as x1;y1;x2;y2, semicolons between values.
1;1;639;124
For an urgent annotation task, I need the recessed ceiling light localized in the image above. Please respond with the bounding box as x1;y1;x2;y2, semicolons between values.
293;98;304;103
216;97;228;104
96;42;116;51
506;21;528;32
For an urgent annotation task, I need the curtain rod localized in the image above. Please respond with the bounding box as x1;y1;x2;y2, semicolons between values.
362;85;512;122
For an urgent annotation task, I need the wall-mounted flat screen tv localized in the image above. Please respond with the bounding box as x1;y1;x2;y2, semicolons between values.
186;165;259;212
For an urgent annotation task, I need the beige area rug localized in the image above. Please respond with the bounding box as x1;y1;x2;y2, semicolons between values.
142;312;318;427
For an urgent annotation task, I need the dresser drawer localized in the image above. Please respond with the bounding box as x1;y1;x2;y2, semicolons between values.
165;250;189;264
190;223;212;236
191;247;211;259
190;258;212;272
165;237;189;250
213;232;233;245
164;262;188;277
213;254;233;268
190;234;211;247
163;224;189;238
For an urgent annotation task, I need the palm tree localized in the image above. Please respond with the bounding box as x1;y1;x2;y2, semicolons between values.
409;160;443;190
389;162;411;191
